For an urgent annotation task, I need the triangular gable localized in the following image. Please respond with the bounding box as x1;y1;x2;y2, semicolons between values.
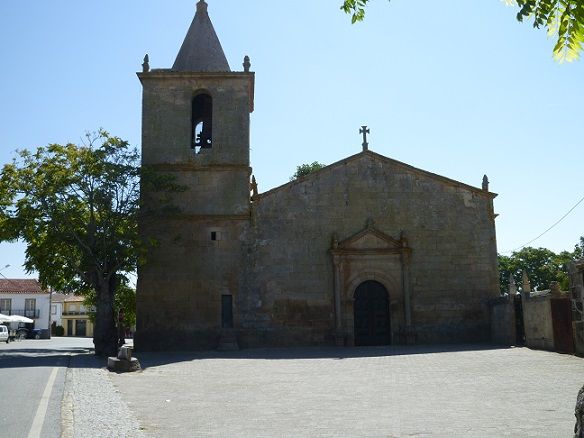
257;150;497;201
339;225;401;251
332;220;407;256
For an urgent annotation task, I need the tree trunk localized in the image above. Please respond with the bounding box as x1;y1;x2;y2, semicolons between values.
93;274;118;357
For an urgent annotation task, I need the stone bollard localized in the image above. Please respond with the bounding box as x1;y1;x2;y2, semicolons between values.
575;385;584;437
118;345;133;360
107;346;141;373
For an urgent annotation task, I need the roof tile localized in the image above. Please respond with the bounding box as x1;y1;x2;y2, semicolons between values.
0;279;47;294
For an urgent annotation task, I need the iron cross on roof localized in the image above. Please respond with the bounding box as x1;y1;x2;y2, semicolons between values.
360;126;370;151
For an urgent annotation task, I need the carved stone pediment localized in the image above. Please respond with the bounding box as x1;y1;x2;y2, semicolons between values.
331;221;407;256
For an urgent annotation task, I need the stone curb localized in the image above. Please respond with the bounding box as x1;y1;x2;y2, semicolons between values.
60;352;146;438
60;353;74;438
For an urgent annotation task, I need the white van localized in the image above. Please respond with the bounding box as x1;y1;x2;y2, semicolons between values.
0;325;9;343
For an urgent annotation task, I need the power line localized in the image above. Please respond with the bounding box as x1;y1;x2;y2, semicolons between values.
502;193;584;254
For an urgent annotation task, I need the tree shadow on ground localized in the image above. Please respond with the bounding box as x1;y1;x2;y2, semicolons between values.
0;343;516;371
0;347;94;369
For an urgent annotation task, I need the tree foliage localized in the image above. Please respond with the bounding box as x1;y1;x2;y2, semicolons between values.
83;277;137;329
512;0;584;62
340;0;375;24
291;161;326;180
498;238;584;293
341;0;584;61
0;130;176;356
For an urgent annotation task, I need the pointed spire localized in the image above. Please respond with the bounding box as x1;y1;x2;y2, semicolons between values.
243;55;251;72
508;273;517;296
172;1;231;72
550;281;562;296
522;271;531;293
142;54;150;73
482;174;489;191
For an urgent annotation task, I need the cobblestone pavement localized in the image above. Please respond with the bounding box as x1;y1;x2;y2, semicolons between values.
62;353;145;438
105;345;584;437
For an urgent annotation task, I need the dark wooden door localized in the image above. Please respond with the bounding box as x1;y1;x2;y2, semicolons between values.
551;297;574;354
75;319;87;337
354;281;390;346
514;294;525;346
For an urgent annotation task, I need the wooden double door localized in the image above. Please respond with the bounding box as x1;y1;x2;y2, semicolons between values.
353;280;391;346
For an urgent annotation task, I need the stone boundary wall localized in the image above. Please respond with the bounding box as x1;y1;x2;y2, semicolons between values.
522;290;555;351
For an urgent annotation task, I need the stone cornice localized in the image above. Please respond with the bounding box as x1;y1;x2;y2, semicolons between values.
157;214;250;221
138;70;254;79
143;163;251;172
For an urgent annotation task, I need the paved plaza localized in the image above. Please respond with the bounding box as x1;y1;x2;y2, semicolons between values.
102;345;583;437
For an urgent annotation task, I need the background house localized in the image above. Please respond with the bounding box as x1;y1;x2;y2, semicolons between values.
50;292;66;334
0;279;50;336
62;295;94;337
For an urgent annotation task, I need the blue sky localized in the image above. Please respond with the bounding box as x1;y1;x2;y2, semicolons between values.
0;0;582;279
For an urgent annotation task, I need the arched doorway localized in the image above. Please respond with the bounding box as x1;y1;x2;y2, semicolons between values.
353;280;390;346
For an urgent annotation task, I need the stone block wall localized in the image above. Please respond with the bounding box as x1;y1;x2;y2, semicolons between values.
136;70;254;351
140;72;253;167
522;291;555;351
136;216;250;350
239;152;499;346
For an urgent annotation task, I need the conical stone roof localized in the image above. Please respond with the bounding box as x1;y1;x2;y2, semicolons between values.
172;1;230;72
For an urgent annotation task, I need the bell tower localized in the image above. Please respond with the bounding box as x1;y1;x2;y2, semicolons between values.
136;0;255;350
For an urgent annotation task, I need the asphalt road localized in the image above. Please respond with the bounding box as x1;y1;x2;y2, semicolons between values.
0;337;93;438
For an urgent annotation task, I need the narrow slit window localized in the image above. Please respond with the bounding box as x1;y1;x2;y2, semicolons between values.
192;93;213;153
221;294;233;328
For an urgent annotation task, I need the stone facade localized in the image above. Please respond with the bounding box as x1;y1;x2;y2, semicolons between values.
135;1;500;351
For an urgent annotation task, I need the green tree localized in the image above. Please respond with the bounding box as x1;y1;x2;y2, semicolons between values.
115;280;137;329
574;236;584;260
340;0;584;61
290;161;326;180
83;277;137;330
498;240;584;293
0;131;175;356
498;253;517;293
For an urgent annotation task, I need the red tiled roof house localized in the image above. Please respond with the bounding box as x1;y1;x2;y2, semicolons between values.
0;279;51;334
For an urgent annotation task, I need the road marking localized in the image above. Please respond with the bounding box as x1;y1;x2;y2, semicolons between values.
27;366;58;438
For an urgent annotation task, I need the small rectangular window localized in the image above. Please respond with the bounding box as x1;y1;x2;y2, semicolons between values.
25;299;36;318
211;231;217;241
0;299;11;313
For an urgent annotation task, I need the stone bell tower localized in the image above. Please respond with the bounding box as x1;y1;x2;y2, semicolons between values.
136;0;255;350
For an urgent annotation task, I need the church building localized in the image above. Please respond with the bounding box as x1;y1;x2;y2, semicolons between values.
135;1;500;350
